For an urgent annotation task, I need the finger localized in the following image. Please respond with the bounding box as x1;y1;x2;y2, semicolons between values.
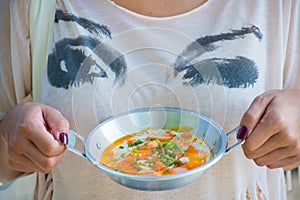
243;103;289;152
42;105;69;145
243;131;288;159
8;148;46;173
8;161;37;173
251;138;300;168
266;155;300;169
282;161;300;171
19;119;66;157
238;91;276;141
251;146;293;167
12;139;64;171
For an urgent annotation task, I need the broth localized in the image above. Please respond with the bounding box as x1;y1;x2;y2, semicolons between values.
101;127;212;176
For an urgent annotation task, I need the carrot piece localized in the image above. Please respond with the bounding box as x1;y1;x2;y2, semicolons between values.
165;168;177;174
127;138;135;144
165;130;174;137
115;156;138;174
153;161;167;171
148;134;172;141
137;141;158;150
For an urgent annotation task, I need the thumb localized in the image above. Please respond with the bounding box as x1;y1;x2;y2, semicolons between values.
42;105;69;145
238;91;275;140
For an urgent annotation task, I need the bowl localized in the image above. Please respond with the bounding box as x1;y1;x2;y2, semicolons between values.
67;107;240;191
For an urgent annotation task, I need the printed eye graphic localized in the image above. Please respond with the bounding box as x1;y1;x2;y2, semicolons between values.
172;25;262;88
47;9;261;90
48;9;126;89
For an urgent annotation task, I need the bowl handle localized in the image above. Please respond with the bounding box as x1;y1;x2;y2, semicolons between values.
225;127;244;153
66;130;87;158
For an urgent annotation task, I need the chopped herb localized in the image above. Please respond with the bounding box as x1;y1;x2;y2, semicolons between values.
165;155;175;161
174;160;183;165
132;148;137;153
148;162;154;167
138;162;146;166
133;154;137;164
132;139;143;146
166;149;173;155
119;145;124;149
171;141;184;154
161;146;166;156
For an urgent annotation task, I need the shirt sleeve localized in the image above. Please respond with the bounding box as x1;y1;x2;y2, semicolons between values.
0;0;32;118
283;0;300;89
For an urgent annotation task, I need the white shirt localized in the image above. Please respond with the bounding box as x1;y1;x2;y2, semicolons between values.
2;0;300;199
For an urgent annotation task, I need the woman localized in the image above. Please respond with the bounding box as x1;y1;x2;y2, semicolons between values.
1;0;300;199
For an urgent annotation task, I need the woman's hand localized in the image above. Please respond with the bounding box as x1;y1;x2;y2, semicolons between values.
239;89;300;170
0;102;69;178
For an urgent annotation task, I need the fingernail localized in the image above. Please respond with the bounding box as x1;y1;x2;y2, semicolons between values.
59;132;68;145
237;126;249;140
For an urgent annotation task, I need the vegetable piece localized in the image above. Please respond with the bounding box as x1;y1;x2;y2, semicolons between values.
148;134;173;141
170;141;184;154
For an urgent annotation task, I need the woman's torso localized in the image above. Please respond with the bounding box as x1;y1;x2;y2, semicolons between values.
42;0;288;199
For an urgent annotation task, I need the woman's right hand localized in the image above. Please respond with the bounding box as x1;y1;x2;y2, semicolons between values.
0;102;69;177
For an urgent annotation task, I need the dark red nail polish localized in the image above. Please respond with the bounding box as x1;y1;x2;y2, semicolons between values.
237;126;249;140
59;132;68;145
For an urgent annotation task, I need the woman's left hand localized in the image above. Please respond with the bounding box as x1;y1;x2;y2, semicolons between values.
239;89;300;170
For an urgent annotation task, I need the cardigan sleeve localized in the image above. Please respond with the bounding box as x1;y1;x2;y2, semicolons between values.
283;0;300;89
0;0;32;119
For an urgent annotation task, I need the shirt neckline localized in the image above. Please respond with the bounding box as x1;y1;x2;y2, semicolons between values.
108;0;212;20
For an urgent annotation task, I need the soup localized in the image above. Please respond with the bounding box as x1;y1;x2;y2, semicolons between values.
101;127;212;176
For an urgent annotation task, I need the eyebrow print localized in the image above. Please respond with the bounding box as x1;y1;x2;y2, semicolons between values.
173;25;263;73
55;9;112;39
